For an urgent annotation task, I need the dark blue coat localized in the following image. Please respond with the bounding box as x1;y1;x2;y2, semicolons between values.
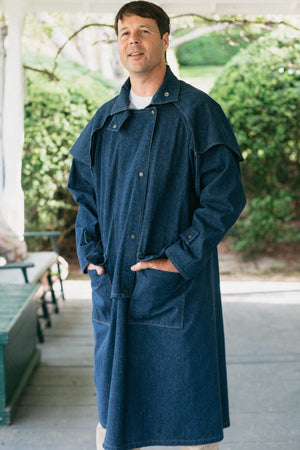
68;67;246;449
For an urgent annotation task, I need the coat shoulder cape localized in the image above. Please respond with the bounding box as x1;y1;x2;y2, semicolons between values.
69;69;243;167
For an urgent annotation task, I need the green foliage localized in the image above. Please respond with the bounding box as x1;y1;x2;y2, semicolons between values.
229;191;299;253
23;57;116;232
176;28;265;66
210;32;300;253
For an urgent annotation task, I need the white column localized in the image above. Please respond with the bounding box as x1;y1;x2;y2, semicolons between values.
1;0;26;236
0;22;8;196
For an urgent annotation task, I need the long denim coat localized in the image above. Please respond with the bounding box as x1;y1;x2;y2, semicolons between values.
68;67;246;450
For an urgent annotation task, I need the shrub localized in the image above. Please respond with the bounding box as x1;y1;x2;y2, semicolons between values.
229;191;299;253
175;28;265;66
22;58;116;234
210;32;300;253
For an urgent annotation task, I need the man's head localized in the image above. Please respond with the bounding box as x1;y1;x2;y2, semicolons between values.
115;1;170;83
114;1;170;37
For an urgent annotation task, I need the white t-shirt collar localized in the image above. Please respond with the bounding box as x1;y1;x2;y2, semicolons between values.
129;89;153;110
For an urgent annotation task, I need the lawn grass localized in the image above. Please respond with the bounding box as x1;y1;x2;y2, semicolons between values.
179;65;224;93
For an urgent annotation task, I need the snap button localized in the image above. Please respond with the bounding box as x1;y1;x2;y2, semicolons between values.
130;233;136;239
113;124;117;129
138;171;144;177
188;234;193;239
164;92;169;97
151;110;155;115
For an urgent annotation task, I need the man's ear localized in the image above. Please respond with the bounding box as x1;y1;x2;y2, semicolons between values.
162;32;169;51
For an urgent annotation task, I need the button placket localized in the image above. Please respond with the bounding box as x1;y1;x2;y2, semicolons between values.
107;108;158;298
134;108;157;260
120;108;157;294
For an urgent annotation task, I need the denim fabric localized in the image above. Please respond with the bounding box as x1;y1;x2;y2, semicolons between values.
68;67;246;450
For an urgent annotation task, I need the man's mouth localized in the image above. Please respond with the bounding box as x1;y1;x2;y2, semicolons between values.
129;52;144;57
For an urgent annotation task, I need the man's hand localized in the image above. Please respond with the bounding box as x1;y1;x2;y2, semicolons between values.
87;263;105;275
131;258;179;273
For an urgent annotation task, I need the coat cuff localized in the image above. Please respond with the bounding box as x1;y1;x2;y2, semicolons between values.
165;226;201;280
78;240;106;273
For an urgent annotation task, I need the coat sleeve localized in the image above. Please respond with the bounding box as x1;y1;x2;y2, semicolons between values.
165;145;246;280
68;157;106;273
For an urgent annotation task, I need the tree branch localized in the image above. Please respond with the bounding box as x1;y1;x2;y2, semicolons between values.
170;23;230;48
52;22;114;73
23;64;59;81
172;14;300;32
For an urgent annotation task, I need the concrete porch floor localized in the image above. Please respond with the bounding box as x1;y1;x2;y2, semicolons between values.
0;279;299;450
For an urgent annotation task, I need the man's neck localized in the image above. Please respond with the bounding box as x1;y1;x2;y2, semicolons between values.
129;64;167;97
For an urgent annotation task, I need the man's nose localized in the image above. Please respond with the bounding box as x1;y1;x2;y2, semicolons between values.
129;31;140;44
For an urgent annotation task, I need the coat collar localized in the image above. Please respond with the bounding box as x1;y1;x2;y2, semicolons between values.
110;66;180;115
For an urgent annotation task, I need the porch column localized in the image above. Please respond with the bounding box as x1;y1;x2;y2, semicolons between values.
1;0;26;236
0;22;7;195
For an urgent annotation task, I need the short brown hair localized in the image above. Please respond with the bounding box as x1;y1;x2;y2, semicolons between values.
114;1;170;37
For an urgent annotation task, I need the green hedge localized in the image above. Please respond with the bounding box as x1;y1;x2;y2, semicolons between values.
23;58;116;233
210;33;300;253
175;28;265;66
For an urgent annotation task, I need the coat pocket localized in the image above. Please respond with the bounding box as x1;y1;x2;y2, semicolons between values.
89;271;111;325
128;269;185;329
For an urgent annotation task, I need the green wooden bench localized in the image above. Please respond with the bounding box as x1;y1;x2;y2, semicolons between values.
23;231;65;301
0;231;66;341
0;284;41;425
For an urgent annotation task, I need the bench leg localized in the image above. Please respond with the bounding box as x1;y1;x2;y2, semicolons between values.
37;318;44;343
56;260;65;301
40;295;52;327
47;270;59;314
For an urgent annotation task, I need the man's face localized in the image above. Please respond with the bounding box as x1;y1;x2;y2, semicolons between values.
117;14;169;77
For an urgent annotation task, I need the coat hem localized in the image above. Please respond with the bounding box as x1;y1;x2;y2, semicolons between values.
103;434;224;450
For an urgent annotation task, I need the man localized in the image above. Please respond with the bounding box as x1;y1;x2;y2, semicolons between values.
68;2;246;449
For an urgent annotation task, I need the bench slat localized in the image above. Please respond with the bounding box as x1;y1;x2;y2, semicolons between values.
0;252;58;284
